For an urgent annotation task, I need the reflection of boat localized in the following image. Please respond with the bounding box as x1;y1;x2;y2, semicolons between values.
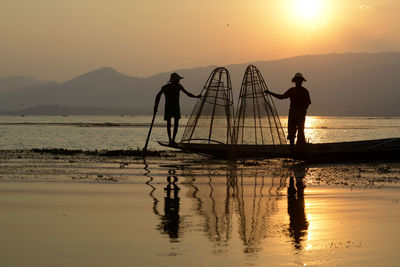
180;137;400;161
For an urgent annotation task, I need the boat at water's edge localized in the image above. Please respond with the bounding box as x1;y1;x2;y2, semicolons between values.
179;137;400;162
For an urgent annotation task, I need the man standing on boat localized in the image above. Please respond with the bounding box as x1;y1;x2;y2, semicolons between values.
154;73;200;146
265;73;311;154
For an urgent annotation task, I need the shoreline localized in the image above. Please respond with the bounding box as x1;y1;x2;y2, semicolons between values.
0;149;399;188
3;147;400;161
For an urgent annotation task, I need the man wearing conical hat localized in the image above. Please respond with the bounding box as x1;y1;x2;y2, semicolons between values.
265;73;311;154
154;73;200;146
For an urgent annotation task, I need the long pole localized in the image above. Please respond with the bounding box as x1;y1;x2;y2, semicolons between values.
143;111;157;157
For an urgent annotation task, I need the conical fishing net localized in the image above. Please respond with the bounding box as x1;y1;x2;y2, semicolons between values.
181;67;234;145
233;65;286;147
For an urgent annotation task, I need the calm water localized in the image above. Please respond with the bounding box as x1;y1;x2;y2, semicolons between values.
0;115;399;150
1;159;400;266
1;114;400;266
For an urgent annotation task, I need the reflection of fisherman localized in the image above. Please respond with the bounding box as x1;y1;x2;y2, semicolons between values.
154;73;200;146
265;73;311;154
287;166;309;250
159;173;181;240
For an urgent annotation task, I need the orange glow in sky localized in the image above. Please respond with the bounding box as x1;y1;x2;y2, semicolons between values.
0;0;399;81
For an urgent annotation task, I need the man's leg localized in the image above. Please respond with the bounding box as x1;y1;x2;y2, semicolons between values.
166;118;172;144
287;112;296;155
296;115;306;145
172;117;179;144
294;113;308;155
289;138;295;154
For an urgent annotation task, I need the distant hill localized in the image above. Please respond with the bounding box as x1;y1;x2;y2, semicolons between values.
0;66;214;115
0;104;136;116
249;52;400;116
0;76;53;92
0;52;399;116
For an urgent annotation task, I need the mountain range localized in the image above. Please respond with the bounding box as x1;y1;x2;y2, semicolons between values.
0;76;54;93
1;52;399;116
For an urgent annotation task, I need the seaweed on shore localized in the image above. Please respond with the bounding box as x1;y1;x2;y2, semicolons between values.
98;149;161;157
31;148;162;157
32;148;91;156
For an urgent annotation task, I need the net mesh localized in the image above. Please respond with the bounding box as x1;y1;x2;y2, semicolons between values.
233;65;286;146
181;67;234;145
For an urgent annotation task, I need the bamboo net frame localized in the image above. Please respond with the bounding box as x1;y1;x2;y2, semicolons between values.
233;65;286;147
181;67;234;145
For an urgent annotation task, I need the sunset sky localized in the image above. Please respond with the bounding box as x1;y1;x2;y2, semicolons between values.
1;0;399;81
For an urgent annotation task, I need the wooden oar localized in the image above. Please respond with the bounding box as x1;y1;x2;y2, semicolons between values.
143;111;157;157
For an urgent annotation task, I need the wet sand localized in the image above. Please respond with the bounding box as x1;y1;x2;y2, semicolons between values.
1;150;400;266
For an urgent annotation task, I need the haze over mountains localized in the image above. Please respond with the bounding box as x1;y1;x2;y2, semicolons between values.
0;52;399;116
0;76;54;93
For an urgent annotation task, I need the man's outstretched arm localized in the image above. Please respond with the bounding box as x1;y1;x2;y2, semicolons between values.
264;90;289;100
181;87;201;98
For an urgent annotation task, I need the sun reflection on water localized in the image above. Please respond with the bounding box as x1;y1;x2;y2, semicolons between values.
139;156;400;266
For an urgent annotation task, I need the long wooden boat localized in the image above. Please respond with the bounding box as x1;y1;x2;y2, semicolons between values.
175;138;400;162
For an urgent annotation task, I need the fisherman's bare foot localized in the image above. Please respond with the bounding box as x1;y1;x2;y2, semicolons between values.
169;140;177;146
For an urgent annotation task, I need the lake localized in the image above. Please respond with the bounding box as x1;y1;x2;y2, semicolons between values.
0;115;400;266
0;115;399;150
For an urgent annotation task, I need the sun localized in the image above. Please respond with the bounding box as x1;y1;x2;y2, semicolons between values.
294;0;322;21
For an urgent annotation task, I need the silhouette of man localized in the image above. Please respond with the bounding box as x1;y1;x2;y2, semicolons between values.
287;176;308;250
287;164;308;250
154;73;200;146
160;173;181;240
265;73;311;154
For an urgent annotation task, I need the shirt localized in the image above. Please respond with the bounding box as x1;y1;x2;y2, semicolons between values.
283;87;311;111
162;82;183;111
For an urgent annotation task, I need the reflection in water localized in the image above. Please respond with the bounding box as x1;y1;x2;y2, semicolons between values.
149;168;182;243
229;164;287;254
145;161;310;255
144;160;182;242
287;165;309;250
158;171;181;241
143;159;160;221
184;167;233;249
182;163;287;254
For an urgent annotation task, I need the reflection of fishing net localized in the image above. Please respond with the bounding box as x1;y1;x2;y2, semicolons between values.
233;65;286;147
231;166;287;253
181;67;234;145
181;165;234;248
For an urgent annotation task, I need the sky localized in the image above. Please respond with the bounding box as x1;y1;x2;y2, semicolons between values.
0;0;399;81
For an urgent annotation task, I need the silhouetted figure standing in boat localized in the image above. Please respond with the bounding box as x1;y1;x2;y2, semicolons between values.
265;73;311;154
154;73;200;146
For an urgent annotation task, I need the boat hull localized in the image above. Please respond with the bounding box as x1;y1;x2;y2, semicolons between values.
180;138;400;162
